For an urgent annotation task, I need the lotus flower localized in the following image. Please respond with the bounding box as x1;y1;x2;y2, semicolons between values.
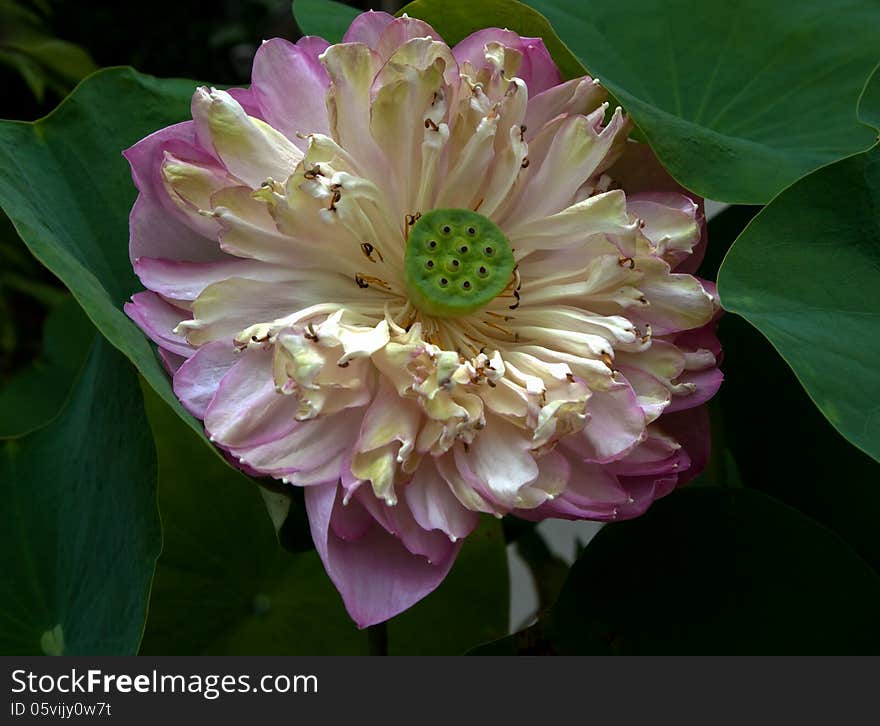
124;11;722;627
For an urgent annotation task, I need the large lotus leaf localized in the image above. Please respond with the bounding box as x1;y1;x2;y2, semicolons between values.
718;68;880;462
0;338;160;655
0;67;208;440
0;297;94;438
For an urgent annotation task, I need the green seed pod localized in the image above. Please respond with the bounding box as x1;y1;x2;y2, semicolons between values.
404;209;515;318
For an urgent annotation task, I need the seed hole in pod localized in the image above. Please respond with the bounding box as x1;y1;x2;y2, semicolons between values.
467;226;476;235
426;260;434;269
478;266;488;277
484;246;494;256
442;225;451;234
439;278;448;287
462;280;472;290
428;240;437;249
451;259;460;267
460;245;469;254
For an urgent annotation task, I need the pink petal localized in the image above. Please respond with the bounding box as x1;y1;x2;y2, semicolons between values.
517;454;628;521
659;406;711;485
342;9;395;45
226;87;262;117
628;192;702;266
124;291;193;358
229;412;362;478
453;29;561;96
296;35;331;59
305;482;460;628
666;367;724;413
250;38;331;150
158;349;187;375
375;16;442;62
135;256;297;302
608;139;707;273
574;383;646;464
330;494;374;542
404;459;479;541
124;122;227;264
524;76;605;137
172;339;239;417
607;429;691;478
356;488;457;564
203;348;298;448
613;475;672;519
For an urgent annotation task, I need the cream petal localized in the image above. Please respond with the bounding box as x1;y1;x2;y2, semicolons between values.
321;43;389;188
351;383;423;504
507;189;636;255
191;87;303;188
177;275;366;346
459;416;539;506
501;106;628;226
524;76;606;136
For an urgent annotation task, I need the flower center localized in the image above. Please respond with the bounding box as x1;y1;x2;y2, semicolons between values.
403;209;515;318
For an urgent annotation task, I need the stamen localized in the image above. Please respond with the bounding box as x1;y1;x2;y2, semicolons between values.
482;319;516;338
360;241;384;262
303;163;323;180
355;273;392;291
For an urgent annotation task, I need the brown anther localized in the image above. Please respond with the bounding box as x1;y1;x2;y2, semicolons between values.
305;323;319;341
521;157;530;169
566;373;576;383
328;185;342;212
473;197;484;212
508;289;521;310
638;295;648;305
519;124;527;142
618;256;635;269
356;274;392;291
405;212;422;226
303;163;323;180
338;361;350;368
424;118;440;131
601;352;615;370
487;379;497;388
360;241;383;262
